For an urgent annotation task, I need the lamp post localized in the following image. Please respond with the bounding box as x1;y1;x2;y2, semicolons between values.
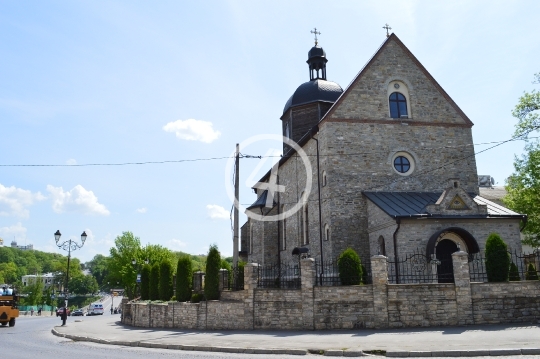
131;258;149;299
54;229;87;326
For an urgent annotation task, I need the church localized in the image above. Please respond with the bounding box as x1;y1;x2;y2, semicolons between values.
240;32;526;277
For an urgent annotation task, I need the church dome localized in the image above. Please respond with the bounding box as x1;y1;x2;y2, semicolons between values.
308;45;326;59
283;79;343;114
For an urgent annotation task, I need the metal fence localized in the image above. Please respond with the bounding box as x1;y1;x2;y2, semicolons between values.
315;259;372;286
257;262;301;289
469;249;540;283
387;250;454;284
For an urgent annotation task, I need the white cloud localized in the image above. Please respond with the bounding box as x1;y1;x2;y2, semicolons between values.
47;184;110;215
136;207;147;213
206;204;229;219
66;158;77;165
167;238;187;250
0;183;46;218
163;119;221;143
0;222;27;242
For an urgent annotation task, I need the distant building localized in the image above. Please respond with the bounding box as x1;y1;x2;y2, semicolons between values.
21;273;55;288
10;240;33;251
0;237;3;247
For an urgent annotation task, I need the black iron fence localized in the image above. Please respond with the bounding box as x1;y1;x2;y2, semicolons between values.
257;262;301;289
220;266;245;291
387;250;454;284
315;259;372;286
469;249;540;283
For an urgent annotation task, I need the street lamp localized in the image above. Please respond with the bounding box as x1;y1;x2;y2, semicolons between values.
54;230;87;326
132;258;149;299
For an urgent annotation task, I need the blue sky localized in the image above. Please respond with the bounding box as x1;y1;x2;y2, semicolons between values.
1;1;539;263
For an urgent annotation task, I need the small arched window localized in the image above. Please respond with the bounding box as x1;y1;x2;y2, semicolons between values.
378;235;386;256
324;224;330;241
389;92;408;118
285;123;290;139
322;171;327;187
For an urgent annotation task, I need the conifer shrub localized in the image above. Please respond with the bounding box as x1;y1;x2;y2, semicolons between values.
140;264;151;300
508;262;521;281
204;245;221;300
176;256;193;302
337;248;363;285
191;293;203;303
525;263;539;280
485;233;510;282
149;263;160;300
159;260;174;301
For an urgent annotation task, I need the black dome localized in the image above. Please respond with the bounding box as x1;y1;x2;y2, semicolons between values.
283;79;343;114
308;45;326;59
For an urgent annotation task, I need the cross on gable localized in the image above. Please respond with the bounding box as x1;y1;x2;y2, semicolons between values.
383;23;392;38
310;27;321;45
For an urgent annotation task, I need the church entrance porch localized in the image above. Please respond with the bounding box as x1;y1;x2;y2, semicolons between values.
435;239;458;283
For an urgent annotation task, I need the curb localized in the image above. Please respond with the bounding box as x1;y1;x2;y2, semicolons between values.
50;329;540;357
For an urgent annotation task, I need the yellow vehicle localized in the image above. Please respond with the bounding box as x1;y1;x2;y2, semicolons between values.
0;288;19;327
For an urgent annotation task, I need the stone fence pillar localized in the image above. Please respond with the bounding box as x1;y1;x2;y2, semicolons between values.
370;255;389;328
243;263;259;329
452;251;474;325
300;258;315;330
193;271;205;293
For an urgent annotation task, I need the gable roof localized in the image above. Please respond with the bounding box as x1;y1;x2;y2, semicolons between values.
320;33;474;127
364;191;523;218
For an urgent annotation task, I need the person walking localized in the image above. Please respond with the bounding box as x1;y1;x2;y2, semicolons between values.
30;308;34;316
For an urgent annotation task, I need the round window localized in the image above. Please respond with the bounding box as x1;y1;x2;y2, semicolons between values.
394;156;410;173
391;151;415;176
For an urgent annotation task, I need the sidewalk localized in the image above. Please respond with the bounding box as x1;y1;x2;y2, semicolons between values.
52;315;540;357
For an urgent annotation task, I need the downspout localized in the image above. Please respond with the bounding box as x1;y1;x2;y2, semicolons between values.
393;217;401;284
312;131;324;285
277;175;281;266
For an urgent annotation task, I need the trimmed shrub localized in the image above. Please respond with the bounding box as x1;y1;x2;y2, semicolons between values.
526;263;539;280
360;264;368;284
149;263;160;300
159;260;174;301
176;256;193;302
140;264;151;300
508;262;520;281
204;245;221;300
191;293;203;303
337;248;363;285
485;233;510;282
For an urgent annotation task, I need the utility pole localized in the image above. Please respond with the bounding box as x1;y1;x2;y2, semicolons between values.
233;143;240;267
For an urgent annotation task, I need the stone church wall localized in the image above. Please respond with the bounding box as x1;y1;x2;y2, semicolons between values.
123;255;540;331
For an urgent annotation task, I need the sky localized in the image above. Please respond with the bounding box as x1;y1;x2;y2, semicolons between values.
1;0;539;263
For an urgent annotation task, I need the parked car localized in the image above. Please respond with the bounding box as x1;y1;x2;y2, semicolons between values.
56;307;71;317
71;308;85;316
87;303;104;316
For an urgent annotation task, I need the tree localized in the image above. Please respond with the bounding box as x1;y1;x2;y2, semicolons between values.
204;245;221;300
108;232;141;299
149;263;159;300
525;263;539;280
337;248;363;285
509;262;520;281
176;256;193;302
512;73;540;139
140;264;151;300
158;260;174;301
485;233;510;282
86;254;109;287
21;277;44;306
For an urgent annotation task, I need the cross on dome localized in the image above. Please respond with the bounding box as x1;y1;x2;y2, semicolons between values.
310;27;321;45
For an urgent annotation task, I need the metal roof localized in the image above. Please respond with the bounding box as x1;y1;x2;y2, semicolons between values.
283;79;343;114
246;190;276;211
363;191;522;218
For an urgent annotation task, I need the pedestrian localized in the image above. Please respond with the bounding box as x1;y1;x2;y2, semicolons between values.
38;307;42;316
30;308;34;316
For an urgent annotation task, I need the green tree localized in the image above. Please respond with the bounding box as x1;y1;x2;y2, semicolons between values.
176;256;192;302
22;277;44;306
140;264;151;300
0;262;19;284
149;263;159;300
108;232;141;299
158;260;174;301
337;248;363;285
86;254;109;287
204;245;221;300
525;263;539;280
512;73;540;139
485;233;510;282
508;262;520;281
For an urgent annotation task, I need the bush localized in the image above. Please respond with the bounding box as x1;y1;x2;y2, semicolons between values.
176;256;193;302
204;245;221;300
191;293;204;303
149;263;160;300
485;233;510;282
159;260;174;301
525;263;539;280
140;264;151;300
337;248;362;285
360;264;368;284
509;262;520;281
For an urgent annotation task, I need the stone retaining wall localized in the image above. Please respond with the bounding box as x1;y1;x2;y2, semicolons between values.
122;254;540;330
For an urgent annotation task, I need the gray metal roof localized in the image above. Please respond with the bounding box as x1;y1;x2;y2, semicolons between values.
283;79;343;114
363;191;521;218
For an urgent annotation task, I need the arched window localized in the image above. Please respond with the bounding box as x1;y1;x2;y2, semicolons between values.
378;235;386;256
301;193;309;245
324;224;330;241
249;224;254;254
322;171;327;187
280;205;286;251
389;92;408;118
285;123;290;139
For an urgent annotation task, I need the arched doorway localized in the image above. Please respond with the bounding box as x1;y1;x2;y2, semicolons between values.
435;239;458;283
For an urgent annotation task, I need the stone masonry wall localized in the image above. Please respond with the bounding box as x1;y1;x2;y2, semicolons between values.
123;257;540;331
